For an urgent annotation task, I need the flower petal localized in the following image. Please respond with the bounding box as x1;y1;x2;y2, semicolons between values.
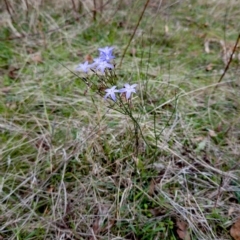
126;91;131;100
111;93;116;101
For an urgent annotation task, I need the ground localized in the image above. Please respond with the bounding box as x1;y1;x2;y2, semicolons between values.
0;0;240;239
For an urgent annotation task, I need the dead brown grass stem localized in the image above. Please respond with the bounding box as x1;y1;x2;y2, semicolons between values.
212;33;240;93
119;0;151;67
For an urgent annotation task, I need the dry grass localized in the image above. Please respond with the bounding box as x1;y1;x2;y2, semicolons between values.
0;0;240;239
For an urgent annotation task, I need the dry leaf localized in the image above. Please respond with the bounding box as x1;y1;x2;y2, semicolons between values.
208;129;217;137
216;123;223;133
47;186;54;193
92;217;100;235
85;54;93;63
176;218;191;240
204;39;211;53
205;63;213;71
8;66;19;79
230;218;240;240
30;52;43;63
148;179;155;196
165;24;169;34
228;207;235;217
149;207;165;217
130;48;136;56
193;136;205;142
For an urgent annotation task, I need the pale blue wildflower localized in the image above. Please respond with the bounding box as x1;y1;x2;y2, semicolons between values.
98;46;114;55
104;86;119;101
90;58;103;69
98;46;115;62
96;61;114;74
76;61;90;73
119;83;137;100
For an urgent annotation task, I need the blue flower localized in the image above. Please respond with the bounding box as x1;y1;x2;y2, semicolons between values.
90;58;103;68
98;46;114;55
76;61;90;73
104;86;119;101
119;83;137;100
98;46;115;62
95;61;114;74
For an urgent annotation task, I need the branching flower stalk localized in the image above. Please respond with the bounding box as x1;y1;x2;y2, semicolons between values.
75;46;150;157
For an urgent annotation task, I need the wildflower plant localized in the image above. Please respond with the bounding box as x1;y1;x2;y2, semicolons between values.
75;46;145;156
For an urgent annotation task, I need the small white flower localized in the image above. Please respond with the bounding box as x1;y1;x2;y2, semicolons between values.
96;61;114;73
75;61;90;73
98;46;115;62
104;86;119;102
119;83;137;100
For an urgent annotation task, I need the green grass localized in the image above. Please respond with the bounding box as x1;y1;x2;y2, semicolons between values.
0;0;240;239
